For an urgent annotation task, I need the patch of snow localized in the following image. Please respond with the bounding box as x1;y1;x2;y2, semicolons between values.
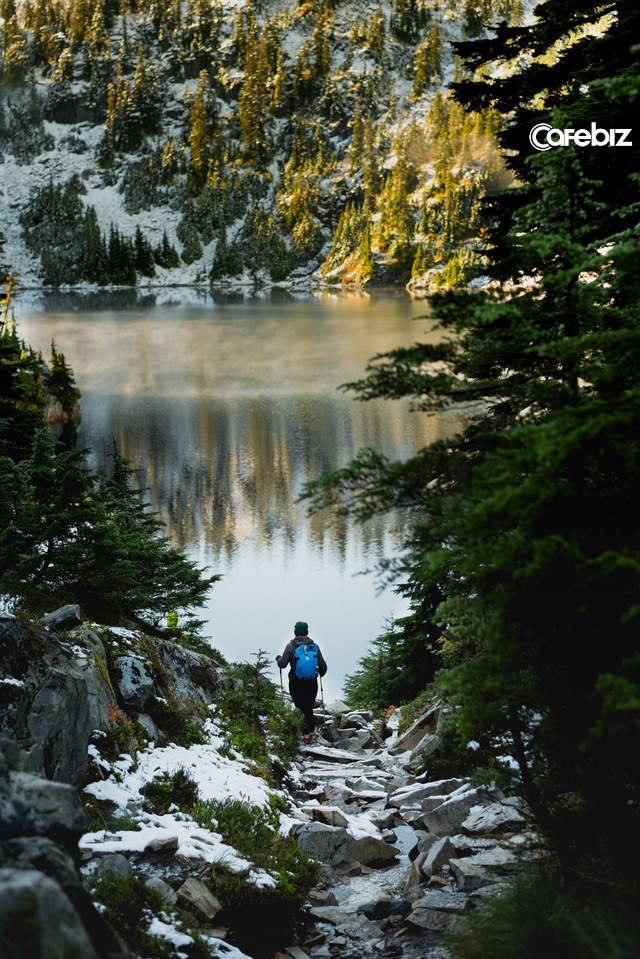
198;936;254;959
107;626;142;641
248;869;277;889
0;596;16;618
66;645;89;660
80;718;291;882
147;917;193;950
87;744;111;772
344;812;382;840
84;724;276;809
81;814;251;871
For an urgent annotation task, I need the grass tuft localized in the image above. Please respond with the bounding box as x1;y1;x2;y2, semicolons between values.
140;766;201;815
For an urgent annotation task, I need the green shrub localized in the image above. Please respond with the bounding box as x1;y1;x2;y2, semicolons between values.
193;797;317;894
193;798;318;958
211;870;312;959
215;651;302;781
140;766;200;815
265;703;302;764
146;694;207;747
446;866;640;959
111;809;143;831
90;874;174;958
83;795;142;833
398;686;440;734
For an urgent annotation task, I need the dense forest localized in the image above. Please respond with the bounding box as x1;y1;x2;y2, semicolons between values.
0;0;517;288
304;1;640;955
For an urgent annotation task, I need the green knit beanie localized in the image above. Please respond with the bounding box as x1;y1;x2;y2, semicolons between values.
294;621;309;636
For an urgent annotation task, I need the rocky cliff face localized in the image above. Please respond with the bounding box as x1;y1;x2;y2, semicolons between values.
0;737;133;959
0;611;225;788
41;390;81;426
0;609;234;958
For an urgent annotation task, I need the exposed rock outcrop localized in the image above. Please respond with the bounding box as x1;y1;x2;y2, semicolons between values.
0;739;132;959
0;612;225;786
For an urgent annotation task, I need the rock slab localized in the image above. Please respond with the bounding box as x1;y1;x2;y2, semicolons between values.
177;877;222;922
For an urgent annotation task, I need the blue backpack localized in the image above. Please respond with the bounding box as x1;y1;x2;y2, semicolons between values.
294;642;319;680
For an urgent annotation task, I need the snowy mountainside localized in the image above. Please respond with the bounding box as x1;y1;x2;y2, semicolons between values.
0;0;523;290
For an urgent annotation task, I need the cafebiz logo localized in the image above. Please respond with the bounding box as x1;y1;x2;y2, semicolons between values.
530;122;633;151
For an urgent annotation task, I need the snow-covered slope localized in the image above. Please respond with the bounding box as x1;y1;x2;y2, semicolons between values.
0;0;522;290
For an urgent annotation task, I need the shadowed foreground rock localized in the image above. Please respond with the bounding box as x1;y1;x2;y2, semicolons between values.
0;739;132;959
0;612;226;787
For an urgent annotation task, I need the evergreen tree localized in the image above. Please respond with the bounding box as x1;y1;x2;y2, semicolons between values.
366;5;386;54
189;70;213;184
69;0;91;43
1;14;31;80
292;38;316;102
412;23;443;97
463;0;491;37
453;1;640;267
154;229;180;269
134;225;156;277
311;11;331;78
130;42;162;136
356;223;375;281
0;431;217;627
306;131;640;881
350;105;365;170
322;203;371;277
344;612;440;708
20;176;89;285
389;0;427;43
176;200;203;265
291;209;324;266
378;154;414;245
108;224;137;284
271;46;288;114
239;34;270;164
0;279;43;459
83;206;109;283
48;340;81;414
411;243;428;276
210;224;243;280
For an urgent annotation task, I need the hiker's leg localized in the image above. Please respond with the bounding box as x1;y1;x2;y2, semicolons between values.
290;677;317;736
301;680;318;735
289;676;306;729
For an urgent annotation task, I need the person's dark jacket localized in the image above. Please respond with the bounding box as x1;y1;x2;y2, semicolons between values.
276;636;327;678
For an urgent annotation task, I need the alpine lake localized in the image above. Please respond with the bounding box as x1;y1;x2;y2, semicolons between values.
15;288;453;701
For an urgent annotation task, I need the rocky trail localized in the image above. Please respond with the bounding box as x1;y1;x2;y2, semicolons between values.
277;701;536;959
0;611;536;959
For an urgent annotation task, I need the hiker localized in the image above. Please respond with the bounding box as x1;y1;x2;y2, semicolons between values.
276;621;327;744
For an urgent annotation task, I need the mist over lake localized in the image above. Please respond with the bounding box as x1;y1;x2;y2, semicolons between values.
15;290;452;700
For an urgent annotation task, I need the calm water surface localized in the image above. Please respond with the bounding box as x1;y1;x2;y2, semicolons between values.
15;290;449;700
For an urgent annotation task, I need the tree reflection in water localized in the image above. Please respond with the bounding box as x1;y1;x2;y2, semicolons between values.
14;292;456;697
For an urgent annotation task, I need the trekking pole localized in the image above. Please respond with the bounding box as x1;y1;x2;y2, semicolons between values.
319;673;325;714
279;668;283;697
